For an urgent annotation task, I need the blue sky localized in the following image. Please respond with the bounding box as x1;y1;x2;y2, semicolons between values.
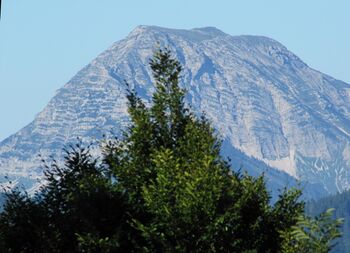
0;0;349;141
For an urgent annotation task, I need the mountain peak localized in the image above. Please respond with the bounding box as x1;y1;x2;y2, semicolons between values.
0;26;349;199
127;26;288;54
128;25;227;42
191;26;227;35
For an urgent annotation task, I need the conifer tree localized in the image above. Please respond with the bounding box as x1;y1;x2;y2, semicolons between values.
103;48;305;252
0;48;342;253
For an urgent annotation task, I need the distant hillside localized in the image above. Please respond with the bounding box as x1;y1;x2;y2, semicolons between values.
306;190;350;253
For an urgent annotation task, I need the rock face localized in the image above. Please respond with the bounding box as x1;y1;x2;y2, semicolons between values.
1;25;350;198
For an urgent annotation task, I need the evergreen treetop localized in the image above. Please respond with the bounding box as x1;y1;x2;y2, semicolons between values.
0;48;341;253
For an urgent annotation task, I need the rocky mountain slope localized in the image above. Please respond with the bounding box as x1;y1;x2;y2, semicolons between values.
1;26;350;198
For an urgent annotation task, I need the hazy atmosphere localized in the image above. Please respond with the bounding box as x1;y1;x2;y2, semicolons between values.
0;0;349;141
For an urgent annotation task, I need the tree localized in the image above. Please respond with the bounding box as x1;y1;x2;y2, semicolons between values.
306;189;350;252
0;143;137;253
40;143;136;252
281;208;343;253
103;48;305;252
0;190;54;253
0;48;342;252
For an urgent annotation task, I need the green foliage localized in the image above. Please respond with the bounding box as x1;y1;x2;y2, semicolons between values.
103;48;306;252
76;233;121;253
306;190;350;253
0;144;136;252
281;208;343;253
0;190;56;253
0;48;342;252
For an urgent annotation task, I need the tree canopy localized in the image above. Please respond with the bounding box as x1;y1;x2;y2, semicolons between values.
0;48;342;253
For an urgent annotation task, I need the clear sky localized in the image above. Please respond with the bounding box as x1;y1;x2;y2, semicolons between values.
0;0;349;141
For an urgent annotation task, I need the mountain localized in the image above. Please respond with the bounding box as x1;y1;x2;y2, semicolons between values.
1;25;349;198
